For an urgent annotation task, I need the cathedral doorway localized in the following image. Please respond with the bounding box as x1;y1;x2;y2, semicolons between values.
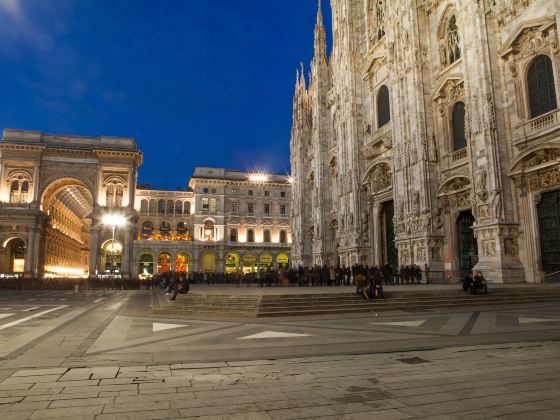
537;189;560;281
380;201;398;266
457;210;478;277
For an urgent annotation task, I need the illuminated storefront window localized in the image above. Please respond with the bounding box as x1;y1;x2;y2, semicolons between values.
175;252;190;272
157;253;171;273
242;253;257;273
139;253;154;278
225;253;240;272
260;253;273;270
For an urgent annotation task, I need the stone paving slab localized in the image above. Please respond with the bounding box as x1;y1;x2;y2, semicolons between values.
0;341;559;419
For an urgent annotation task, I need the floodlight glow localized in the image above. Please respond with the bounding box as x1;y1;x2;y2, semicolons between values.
102;214;127;227
287;176;294;184
248;173;269;183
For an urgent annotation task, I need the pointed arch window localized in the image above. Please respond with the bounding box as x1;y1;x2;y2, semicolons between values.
377;85;391;128
452;101;467;151
527;55;557;118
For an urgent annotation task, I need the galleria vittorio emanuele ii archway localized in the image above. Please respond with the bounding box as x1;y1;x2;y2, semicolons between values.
0;129;142;279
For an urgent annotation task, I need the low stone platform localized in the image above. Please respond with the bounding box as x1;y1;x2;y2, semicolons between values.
153;284;560;318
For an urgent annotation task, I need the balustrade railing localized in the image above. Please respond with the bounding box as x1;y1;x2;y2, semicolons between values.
452;148;467;161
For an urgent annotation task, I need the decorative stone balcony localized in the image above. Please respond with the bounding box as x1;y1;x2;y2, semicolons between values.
452;148;467;162
363;123;393;160
364;122;392;148
514;109;559;148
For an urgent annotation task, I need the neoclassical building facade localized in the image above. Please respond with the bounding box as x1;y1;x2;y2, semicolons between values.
0;129;291;279
291;0;560;283
132;168;292;276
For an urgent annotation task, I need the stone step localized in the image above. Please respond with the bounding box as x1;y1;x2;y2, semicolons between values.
157;296;560;315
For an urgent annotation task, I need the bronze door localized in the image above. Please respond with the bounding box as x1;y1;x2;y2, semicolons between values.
380;201;398;266
457;210;478;276
538;190;560;280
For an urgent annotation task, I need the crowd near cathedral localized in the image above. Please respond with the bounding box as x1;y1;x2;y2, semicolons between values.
290;0;560;283
0;0;559;285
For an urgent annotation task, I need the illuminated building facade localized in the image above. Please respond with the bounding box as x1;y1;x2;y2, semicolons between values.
0;129;291;278
0;129;141;279
133;167;292;276
291;0;560;283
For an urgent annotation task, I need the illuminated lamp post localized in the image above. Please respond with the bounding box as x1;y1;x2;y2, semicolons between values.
101;214;127;274
102;213;127;245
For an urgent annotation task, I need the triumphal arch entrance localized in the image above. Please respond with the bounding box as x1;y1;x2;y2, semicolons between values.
0;129;142;279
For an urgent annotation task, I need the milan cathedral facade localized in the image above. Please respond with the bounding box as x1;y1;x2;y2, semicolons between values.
290;0;560;283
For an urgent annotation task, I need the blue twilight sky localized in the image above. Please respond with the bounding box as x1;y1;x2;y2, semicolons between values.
0;0;332;189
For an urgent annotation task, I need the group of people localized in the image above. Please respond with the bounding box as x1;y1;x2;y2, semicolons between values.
156;270;190;300
462;271;488;295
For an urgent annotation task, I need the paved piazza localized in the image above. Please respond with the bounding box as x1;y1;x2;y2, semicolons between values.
0;290;558;419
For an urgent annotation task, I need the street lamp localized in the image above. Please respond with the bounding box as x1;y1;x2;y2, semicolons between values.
102;213;127;251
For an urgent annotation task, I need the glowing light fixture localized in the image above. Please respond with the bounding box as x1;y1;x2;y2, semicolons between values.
102;214;127;227
248;173;269;183
287;176;294;184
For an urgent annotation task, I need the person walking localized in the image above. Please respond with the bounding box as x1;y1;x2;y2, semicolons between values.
424;263;430;284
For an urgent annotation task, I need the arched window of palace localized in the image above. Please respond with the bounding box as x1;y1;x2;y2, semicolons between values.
209;197;217;213
263;229;271;243
9;180;19;203
203;220;214;241
115;184;123;207
527;55;558;118
175;200;182;215
201;197;209;211
21;181;29;202
230;228;238;242
105;178;125;208
176;222;191;240
247;229;255;243
158;199;165;214
377;85;391;128
157;253;171;273
160;221;171;238
141;221;154;239
166;200;174;215
440;14;461;68
175;253;190;272
140;199;148;214
452;101;467;151
184;201;191;215
149;199;157;214
106;184;114;207
279;230;287;244
139;254;154;277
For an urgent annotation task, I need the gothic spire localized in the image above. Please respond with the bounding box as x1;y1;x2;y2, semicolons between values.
314;0;327;59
